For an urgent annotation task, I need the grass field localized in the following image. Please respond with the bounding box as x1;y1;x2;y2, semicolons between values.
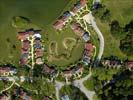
96;0;133;60
0;0;84;66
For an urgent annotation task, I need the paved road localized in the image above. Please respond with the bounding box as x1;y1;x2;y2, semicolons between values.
73;72;95;100
83;12;104;62
55;81;65;100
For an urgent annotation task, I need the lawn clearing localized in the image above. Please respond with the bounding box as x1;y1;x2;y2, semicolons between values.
96;0;133;60
0;0;77;66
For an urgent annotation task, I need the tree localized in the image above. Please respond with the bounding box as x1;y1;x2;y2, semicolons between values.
120;29;133;56
110;20;124;39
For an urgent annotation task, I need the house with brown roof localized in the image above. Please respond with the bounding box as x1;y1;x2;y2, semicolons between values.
71;22;85;37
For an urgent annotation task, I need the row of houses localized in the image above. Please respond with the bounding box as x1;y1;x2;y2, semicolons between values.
0;66;17;76
102;60;133;70
82;42;94;65
17;29;43;66
70;22;90;42
53;0;87;30
62;63;84;82
34;36;44;65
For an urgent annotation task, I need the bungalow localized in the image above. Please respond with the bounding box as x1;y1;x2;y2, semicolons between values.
0;92;10;100
0;67;17;76
71;22;85;37
71;0;87;14
14;87;32;100
126;61;133;70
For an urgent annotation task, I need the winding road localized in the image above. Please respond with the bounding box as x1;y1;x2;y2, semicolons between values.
83;12;104;63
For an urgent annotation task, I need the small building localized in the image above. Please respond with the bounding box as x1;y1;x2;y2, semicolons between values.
61;95;70;100
126;61;133;70
82;32;90;42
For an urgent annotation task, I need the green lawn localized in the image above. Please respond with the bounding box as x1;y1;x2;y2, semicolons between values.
0;0;80;66
96;0;133;60
45;26;84;67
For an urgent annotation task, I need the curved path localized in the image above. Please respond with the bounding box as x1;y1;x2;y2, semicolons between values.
73;72;95;100
83;12;104;63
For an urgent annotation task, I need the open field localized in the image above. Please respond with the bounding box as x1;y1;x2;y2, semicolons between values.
0;0;82;66
96;0;133;60
46;26;84;67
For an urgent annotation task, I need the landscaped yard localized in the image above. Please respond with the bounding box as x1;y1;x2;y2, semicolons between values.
96;0;133;60
0;0;80;66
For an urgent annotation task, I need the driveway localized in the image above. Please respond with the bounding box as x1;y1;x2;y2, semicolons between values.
83;12;104;63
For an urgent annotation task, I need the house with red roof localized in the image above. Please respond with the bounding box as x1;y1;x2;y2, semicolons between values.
53;11;72;30
71;0;87;14
0;66;17;76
